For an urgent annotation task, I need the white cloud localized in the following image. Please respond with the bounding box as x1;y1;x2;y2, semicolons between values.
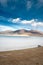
0;25;15;32
21;19;37;26
0;17;43;32
12;18;21;23
31;20;43;27
31;22;37;27
21;20;31;24
8;18;21;23
8;18;43;27
8;18;35;24
37;22;43;26
21;19;38;27
21;19;43;27
22;19;36;26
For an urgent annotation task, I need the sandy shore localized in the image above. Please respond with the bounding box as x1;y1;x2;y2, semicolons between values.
0;47;43;65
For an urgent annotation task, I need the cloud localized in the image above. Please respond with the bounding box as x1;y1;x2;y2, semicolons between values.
21;19;43;28
21;19;35;24
0;25;15;31
26;1;32;10
0;0;8;7
21;20;31;24
36;0;43;8
20;19;37;27
12;18;21;23
30;20;43;27
0;0;16;9
0;0;22;10
8;18;35;24
8;18;21;23
38;0;43;3
21;19;43;27
8;18;43;27
37;22;43;26
0;16;43;32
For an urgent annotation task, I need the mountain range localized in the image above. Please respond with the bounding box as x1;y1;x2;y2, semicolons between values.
0;29;43;36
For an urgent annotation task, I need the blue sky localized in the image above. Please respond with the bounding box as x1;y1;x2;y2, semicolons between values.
0;0;43;32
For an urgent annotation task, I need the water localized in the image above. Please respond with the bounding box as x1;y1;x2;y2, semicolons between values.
0;36;43;51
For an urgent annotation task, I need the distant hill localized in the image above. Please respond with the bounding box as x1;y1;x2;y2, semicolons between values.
0;29;43;36
10;29;43;36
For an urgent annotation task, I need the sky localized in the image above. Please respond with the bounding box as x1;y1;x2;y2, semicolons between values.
0;0;43;32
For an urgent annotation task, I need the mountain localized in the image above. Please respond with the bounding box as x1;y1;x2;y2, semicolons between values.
11;29;43;35
12;29;29;34
0;30;12;34
0;29;43;36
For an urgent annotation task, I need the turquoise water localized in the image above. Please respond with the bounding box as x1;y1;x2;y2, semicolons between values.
0;36;43;51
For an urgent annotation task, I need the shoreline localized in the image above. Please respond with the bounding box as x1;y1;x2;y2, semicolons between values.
0;34;43;37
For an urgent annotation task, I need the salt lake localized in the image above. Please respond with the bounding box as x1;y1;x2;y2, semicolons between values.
0;36;43;51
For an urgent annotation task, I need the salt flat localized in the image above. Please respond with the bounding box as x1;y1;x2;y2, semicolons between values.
0;36;43;51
